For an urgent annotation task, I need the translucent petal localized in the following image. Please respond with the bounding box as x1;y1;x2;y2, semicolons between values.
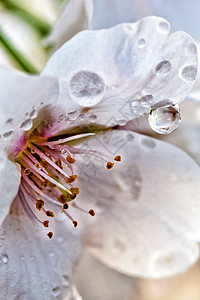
0;68;58;151
0;196;81;299
0;11;48;72
46;0;93;51
73;130;200;278
0;153;21;226
42;17;197;134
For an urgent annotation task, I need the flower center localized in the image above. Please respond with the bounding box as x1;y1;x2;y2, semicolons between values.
16;130;121;239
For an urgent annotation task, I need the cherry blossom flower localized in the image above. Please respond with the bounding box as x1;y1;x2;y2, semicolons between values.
1;16;200;298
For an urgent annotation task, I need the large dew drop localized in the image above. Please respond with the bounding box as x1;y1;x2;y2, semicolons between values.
69;71;105;107
148;101;181;135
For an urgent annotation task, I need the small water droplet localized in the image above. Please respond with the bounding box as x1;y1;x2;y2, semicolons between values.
52;286;61;297
29;109;37;119
148;101;181;134
62;275;70;287
61;149;67;154
141;137;156;149
42;281;48;291
117;119;127;126
89;113;97;122
155;60;171;75
180;65;197;82
3;131;13;138
79;114;85;121
1;254;8;264
137;39;146;48
20;256;25;261
6;118;13;124
157;21;170;33
69;71;105;107
67;111;79;121
186;43;197;56
20;119;33;131
57;236;63;243
40;101;44;106
0;234;5;240
49;252;55;258
111;85;119;90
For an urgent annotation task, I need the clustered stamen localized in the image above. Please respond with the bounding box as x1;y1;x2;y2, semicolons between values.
17;131;121;238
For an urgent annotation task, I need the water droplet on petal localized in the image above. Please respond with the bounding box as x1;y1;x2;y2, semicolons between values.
49;252;55;258
89;113;97;122
20;119;33;131
180;65;197;82
1;254;8;264
157;21;170;33
67;111;79;121
57;236;63;243
52;287;61;297
69;71;105;107
137;39;146;48
148;101;181;134
6;118;13;124
29;109;38;119
3;131;13;139
155;60;171;75
62;275;70;287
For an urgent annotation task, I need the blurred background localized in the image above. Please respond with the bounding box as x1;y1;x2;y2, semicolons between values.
1;0;200;299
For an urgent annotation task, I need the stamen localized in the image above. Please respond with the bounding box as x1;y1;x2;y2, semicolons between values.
106;162;114;169
63;203;69;210
47;232;53;239
66;155;76;164
36;199;44;211
30;144;72;180
18;188;45;231
43;220;49;227
17;130;121;239
57;194;67;204
36;133;95;146
114;155;121;162
88;209;95;216
46;211;55;217
66;175;77;183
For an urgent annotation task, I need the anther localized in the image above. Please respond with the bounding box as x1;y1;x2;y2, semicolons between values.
72;221;78;227
47;232;53;239
88;209;95;216
106;162;114;169
70;187;79;195
55;159;62;169
57;194;67;204
66;155;76;164
24;168;31;175
46;210;55;217
63;203;69;210
114;155;121;162
66;175;77;183
36;199;44;211
43;220;49;227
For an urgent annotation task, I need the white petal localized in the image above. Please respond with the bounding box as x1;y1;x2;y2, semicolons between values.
0;68;58;151
0;153;21;226
46;0;93;51
72;130;200;278
42;17;197;134
0;196;81;299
